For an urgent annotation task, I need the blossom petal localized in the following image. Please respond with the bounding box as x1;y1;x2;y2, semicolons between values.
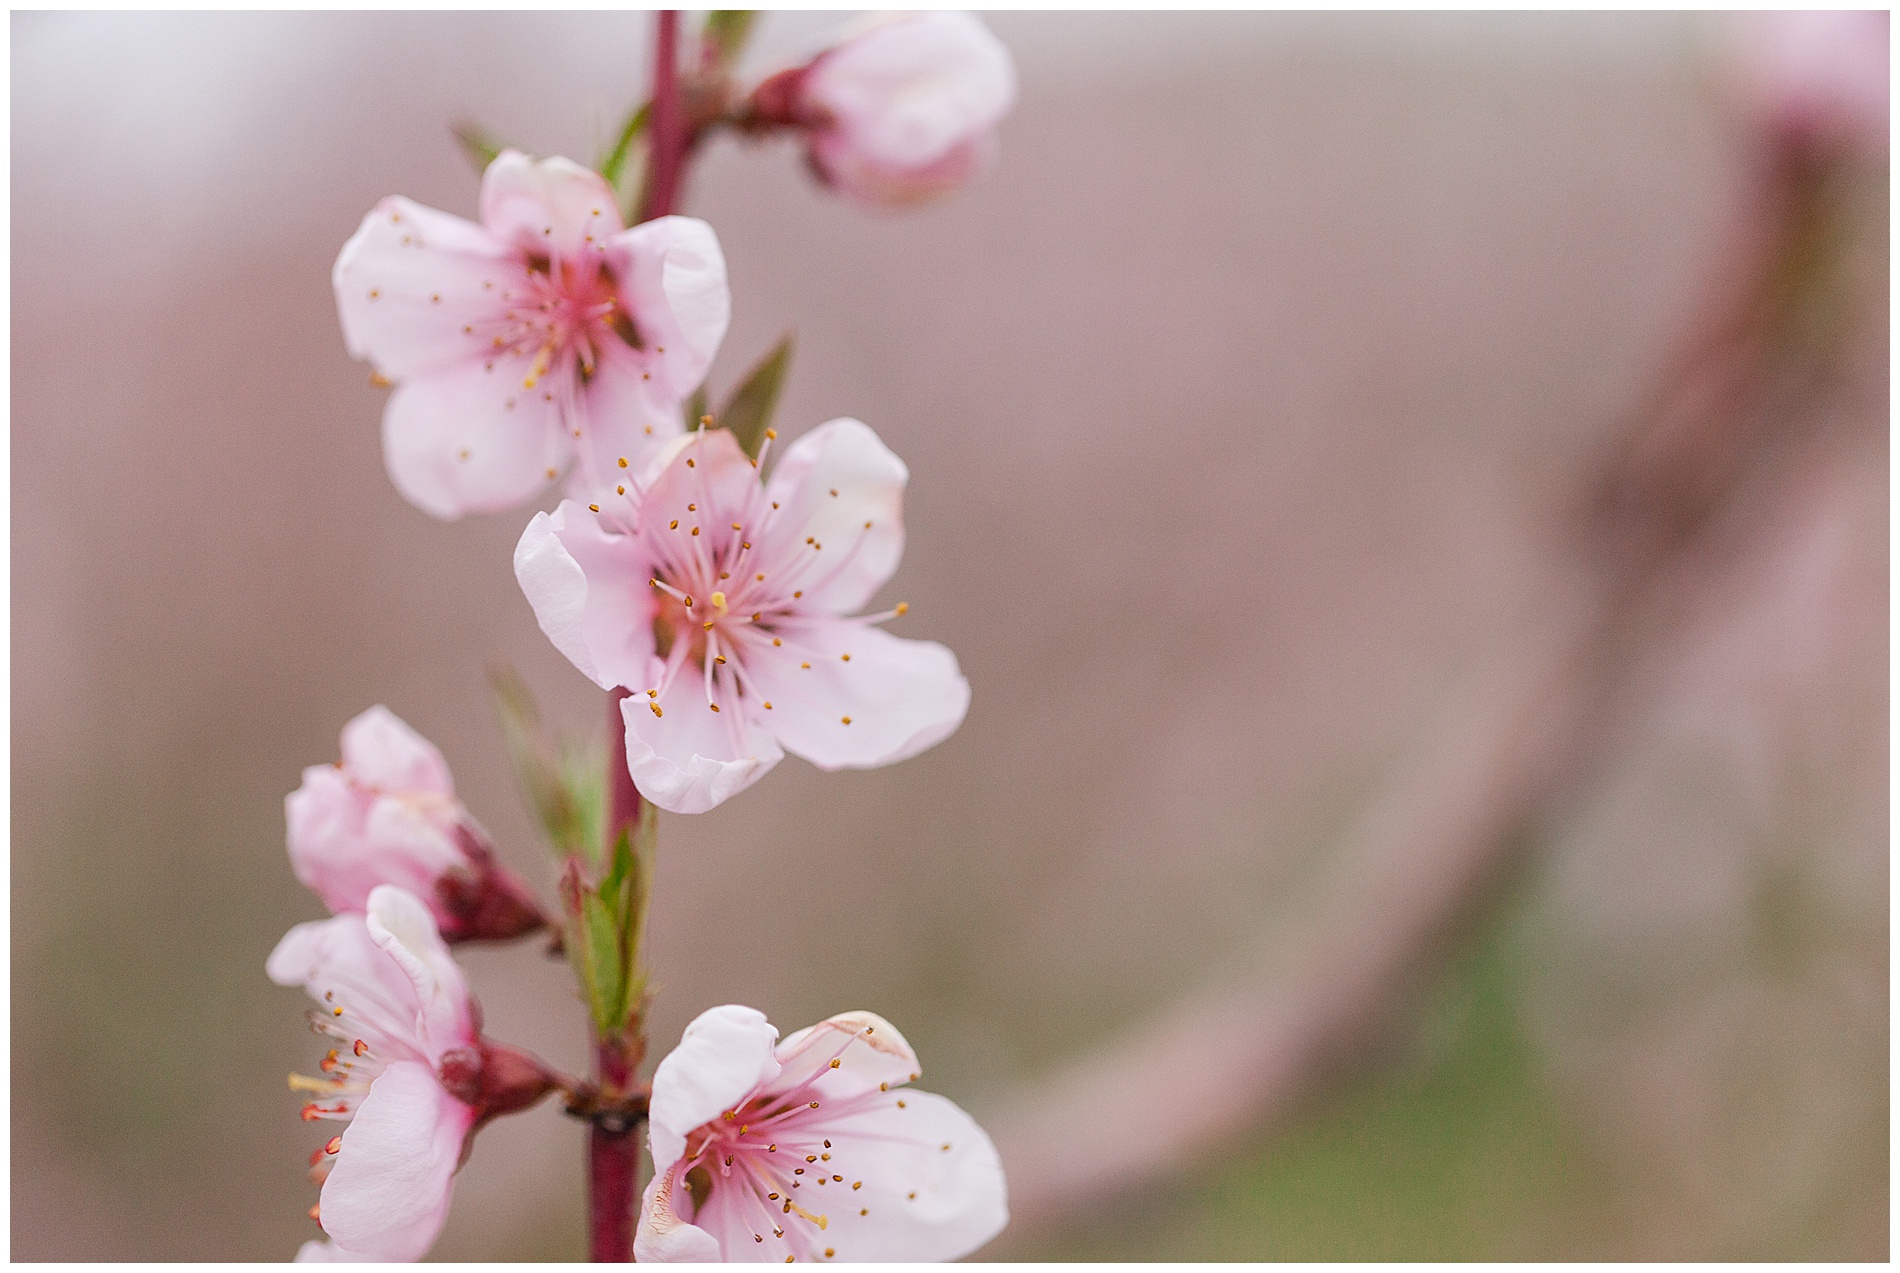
514;502;658;691
772;1010;921;1100
364;885;473;1061
285;764;375;910
563;347;689;509
620;662;784;815
634;1162;724;1263
603;215;730;401
318;1060;473;1262
478;150;622;261
647;1005;783;1174
635;427;758;543
812;134;991;210
340;705;453;795
333;196;519;380
294;1240;378;1262
761;418;908;614
267;913;436;1060
746;620;968;770
803;1088;1007;1262
382;353;571;520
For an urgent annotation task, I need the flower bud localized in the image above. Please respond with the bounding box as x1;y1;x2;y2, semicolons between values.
1730;10;1889;155
790;11;1017;209
287;706;548;942
436;1039;559;1124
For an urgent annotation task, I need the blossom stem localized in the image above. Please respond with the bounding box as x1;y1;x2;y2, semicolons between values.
640;10;686;222
589;686;649;1260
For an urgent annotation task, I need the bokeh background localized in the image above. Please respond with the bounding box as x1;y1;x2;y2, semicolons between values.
12;10;1887;1261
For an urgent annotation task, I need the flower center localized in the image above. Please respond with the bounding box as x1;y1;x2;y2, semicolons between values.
479;255;638;390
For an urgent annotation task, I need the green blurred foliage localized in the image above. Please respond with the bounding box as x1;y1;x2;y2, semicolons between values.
1009;896;1611;1261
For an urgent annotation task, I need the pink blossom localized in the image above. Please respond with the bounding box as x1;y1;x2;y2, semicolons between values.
268;886;481;1262
514;420;970;814
795;12;1018;208
333;150;730;519
635;1005;1008;1262
287;706;545;943
1733;10;1889;150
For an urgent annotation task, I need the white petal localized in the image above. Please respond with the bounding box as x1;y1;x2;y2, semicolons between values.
808;12;1017;168
478;150;622;261
364;886;473;1060
266;914;432;1060
293;1240;378;1262
514;501;657;692
339;705;453;795
605;215;731;401
318;1060;472;1261
634;1162;724;1263
381;354;570;520
761;418;908;613
332;196;518;380
746;621;969;770
647;1005;782;1174
805;1089;1008;1262
620;666;783;815
772;1010;921;1100
565;348;687;508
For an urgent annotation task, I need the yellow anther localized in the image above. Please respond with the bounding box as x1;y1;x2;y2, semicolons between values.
895;602;909;615
765;428;777;440
617;456;629;468
650;703;663;718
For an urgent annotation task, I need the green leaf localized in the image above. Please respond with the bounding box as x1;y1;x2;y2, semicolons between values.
452;120;511;173
683;383;709;433
598;101;651;190
580;892;626;1031
703;11;757;69
599;826;635;911
489;663;604;862
716;334;795;460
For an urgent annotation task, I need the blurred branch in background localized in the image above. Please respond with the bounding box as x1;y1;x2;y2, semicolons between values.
988;19;1887;1250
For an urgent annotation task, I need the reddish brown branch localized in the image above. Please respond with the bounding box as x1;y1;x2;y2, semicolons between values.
640;11;686;223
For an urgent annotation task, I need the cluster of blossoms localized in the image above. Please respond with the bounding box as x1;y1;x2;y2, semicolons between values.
270;11;1016;1263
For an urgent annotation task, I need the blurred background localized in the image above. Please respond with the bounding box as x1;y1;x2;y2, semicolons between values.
11;10;1887;1261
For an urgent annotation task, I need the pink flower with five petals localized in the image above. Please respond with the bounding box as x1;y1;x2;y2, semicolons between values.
635;1005;1008;1262
514;420;970;814
287;706;545;943
333;150;730;519
268;886;481;1262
